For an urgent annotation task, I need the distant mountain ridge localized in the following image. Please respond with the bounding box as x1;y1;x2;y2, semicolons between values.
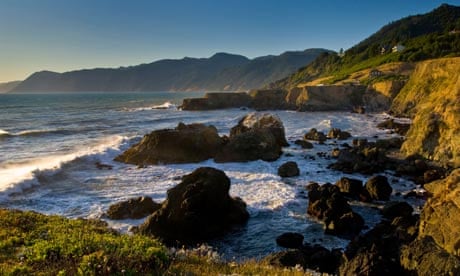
11;49;330;92
0;81;21;93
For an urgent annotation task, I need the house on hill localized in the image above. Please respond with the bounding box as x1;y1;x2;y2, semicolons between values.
369;69;383;78
392;44;405;53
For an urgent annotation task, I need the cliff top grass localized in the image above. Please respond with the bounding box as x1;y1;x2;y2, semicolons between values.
0;209;316;275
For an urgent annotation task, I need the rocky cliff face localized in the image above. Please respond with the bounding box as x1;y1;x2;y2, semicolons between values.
391;57;460;168
419;169;460;256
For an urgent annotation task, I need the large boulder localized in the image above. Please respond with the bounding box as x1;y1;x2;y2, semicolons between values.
364;175;392;201
376;119;410;136
138;167;249;244
278;161;300;177
307;182;364;238
229;112;288;147
115;123;223;165
418;169;460;257
215;113;287;162
106;196;161;220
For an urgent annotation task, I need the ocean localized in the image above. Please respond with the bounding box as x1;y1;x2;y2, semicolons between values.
0;92;421;259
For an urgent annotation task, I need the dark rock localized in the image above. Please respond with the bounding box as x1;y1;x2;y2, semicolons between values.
335;177;363;199
365;175;392;201
377;119;410;136
215;113;287;162
115;123;223;165
307;183;363;238
294;139;314;149
381;201;413;220
278;161;300;177
304;128;327;143
181;92;252;110
375;137;404;150
423;169;443;183
248;89;290;110
400;236;460;276
324;211;365;238
138;167;249;244
276;232;304;249
266;249;306;268
229;112;288;147
339;218;416;276
215;130;281;162
266;244;341;274
327;128;352;140
106;196;161;220
353;106;366;114
328;138;394;174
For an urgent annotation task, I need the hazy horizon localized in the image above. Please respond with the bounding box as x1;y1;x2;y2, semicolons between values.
1;0;458;82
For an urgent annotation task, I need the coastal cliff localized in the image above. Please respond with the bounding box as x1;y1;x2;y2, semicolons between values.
391;57;460;167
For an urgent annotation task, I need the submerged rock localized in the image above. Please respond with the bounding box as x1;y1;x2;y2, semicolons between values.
114;123;223;166
278;161;300;177
106;196;161;220
138;167;249;244
294;139;314;149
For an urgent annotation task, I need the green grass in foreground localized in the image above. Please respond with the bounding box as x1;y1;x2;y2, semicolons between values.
0;209;168;275
0;209;317;275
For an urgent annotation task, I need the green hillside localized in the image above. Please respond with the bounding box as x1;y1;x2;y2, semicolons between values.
271;4;460;89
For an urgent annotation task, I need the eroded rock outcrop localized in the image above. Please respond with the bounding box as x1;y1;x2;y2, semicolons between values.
138;167;249;244
215;113;287;162
115;123;223;166
116;113;288;165
181;92;252;110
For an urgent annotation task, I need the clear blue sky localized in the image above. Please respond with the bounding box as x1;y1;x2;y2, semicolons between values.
0;0;458;82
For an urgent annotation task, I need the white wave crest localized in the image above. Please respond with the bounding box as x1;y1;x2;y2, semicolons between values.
0;135;128;200
124;101;177;112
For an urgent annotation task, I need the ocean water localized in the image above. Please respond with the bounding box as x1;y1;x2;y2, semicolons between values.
0;92;422;259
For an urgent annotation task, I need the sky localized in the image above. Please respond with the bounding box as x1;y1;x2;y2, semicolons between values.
0;0;459;82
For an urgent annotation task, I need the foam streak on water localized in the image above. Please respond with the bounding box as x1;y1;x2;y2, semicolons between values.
0;92;420;259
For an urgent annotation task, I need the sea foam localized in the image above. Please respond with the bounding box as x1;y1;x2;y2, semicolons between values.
0;135;129;201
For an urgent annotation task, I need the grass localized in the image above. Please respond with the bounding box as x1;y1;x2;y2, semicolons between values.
0;209;318;275
0;209;169;275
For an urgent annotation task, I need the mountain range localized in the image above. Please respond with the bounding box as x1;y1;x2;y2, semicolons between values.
10;49;330;93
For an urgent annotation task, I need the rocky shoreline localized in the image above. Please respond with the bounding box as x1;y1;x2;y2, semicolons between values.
109;110;459;275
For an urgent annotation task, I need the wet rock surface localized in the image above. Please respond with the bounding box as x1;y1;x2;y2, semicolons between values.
138;167;249;244
278;161;300;177
106;196;161;220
